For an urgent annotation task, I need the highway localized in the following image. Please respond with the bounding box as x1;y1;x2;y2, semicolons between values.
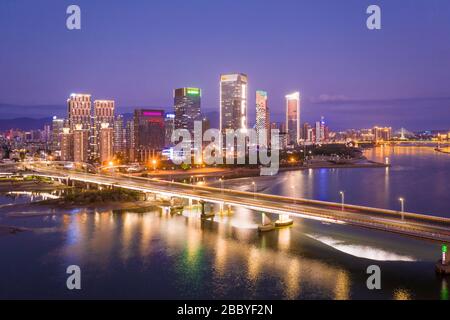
24;163;450;243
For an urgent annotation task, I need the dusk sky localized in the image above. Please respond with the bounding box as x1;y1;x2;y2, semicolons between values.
1;0;450;130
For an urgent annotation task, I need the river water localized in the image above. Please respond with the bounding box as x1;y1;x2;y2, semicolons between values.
0;146;449;299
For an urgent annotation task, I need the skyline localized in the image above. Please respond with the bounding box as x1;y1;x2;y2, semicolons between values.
1;0;450;130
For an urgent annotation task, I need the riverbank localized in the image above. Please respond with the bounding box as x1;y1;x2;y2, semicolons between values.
0;179;68;193
136;159;388;181
435;148;450;154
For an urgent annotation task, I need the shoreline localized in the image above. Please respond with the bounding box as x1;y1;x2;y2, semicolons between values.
435;148;450;155
140;160;388;181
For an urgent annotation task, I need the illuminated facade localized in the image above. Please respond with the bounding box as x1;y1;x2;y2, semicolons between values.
174;88;201;134
113;115;125;155
220;73;248;133
133;109;165;162
73;124;89;163
67;94;91;132
373;126;392;142
93;100;115;160
99;123;114;164
51;116;65;152
164;113;175;146
285;92;300;146
60;128;74;161
255;90;270;147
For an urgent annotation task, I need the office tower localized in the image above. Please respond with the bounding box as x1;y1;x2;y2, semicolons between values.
220;73;248;132
373;126;392;142
60;128;74;161
285;92;300;146
133;109;165;162
315;121;322;143
164;113;175;147
174;88;201;133
92;100;115;160
43;125;51;144
51;116;65;152
67;94;91;131
99;123;114;164
302;123;311;142
125;120;135;161
113;115;126;155
202;117;210;135
255;90;270;147
73;124;89;163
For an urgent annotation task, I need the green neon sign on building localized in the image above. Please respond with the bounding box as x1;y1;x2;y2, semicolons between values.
186;88;201;96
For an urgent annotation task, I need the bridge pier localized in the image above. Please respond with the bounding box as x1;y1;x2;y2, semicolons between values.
258;212;275;232
200;201;214;220
275;214;294;227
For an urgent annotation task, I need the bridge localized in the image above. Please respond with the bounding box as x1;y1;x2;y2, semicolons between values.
21;163;450;243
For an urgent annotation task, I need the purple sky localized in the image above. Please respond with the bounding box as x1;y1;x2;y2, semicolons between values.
0;0;449;130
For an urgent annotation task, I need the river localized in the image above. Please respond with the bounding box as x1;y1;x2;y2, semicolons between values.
0;146;449;299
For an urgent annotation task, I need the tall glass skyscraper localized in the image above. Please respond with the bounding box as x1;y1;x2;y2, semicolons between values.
285;92;300;146
220;73;248;133
174;88;201;134
255;90;270;147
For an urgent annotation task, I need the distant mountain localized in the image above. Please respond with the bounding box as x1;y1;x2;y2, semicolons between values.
0;104;66;119
0;117;53;131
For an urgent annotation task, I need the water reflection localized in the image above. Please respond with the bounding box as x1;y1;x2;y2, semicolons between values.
57;207;359;299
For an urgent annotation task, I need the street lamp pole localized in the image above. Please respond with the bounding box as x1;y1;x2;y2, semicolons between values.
340;191;345;211
399;198;405;220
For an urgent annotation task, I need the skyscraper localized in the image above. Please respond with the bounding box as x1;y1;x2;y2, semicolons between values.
113;115;125;155
133;109;165;162
255;90;270;147
174;88;201;134
73;124;89;163
164;113;175;147
220;73;248;133
126;119;135;162
67;94;91;131
93;100;115;160
51;116;65;152
60;128;74;161
99;123;114;164
285;92;300;146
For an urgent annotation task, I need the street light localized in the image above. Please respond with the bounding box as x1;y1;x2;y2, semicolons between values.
399;197;405;220
219;178;224;194
339;191;345;211
152;159;157;171
291;185;296;205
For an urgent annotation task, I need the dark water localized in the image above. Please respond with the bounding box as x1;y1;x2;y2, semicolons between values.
0;147;449;299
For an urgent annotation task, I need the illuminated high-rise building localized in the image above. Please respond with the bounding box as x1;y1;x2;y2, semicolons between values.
220;73;248;133
92;100;115;160
164;113;175;146
133;109;165;162
113;115;125;155
67;94;91;131
373;126;392;142
99;123;114;164
285;92;300;146
73;124;89;163
255;90;270;147
174;88;201;134
51;116;65;152
60;128;74;161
